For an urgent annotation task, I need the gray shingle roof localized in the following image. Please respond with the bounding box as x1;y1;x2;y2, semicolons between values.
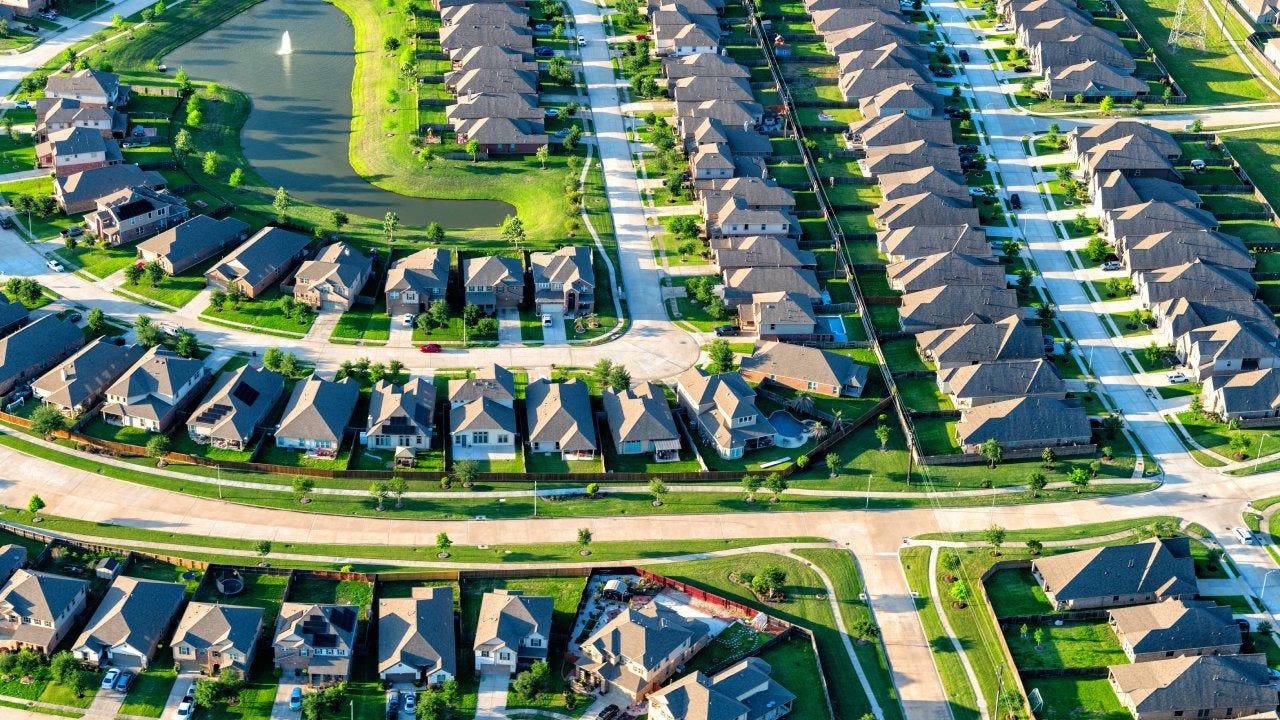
136;215;250;273
32;339;145;411
55;165;166;209
449;364;515;405
603;382;680;447
916;315;1043;366
530;246;594;294
1108;654;1275;715
208;227;310;291
188;365;286;445
74;576;185;661
275;375;359;445
887;251;1004;296
1033;538;1198;604
0;316;83;388
525;378;598;454
1123;231;1253;273
580;602;710;680
748;291;817;328
367;378;436;440
171;602;264;662
293;242;373;298
377;586;456;678
938;359;1065;403
386;248;452;298
878;224;991;260
104;346;205;422
955;396;1091;447
0;294;27;336
1109;600;1239;656
651;657;796;720
740;341;868;392
1071;120;1180;158
474;590;552;655
898;285;1021;331
0;569;87;626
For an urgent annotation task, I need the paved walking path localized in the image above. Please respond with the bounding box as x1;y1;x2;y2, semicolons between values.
927;546;988;719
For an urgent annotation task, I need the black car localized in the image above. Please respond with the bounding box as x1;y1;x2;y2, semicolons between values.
599;705;621;720
66;312;82;323
958;50;970;62
60;225;83;237
933;68;954;77
714;325;739;337
1009;193;1022;209
535;46;555;57
1013;65;1031;73
0;216;12;229
958;144;979;154
1043;336;1055;353
1237;619;1251;632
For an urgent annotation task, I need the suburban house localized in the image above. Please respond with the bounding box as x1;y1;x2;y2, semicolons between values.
0;295;27;339
898;286;1021;334
1121;230;1254;274
136;216;251;274
292;242;374;312
171;601;265;677
43;69;129;108
1109;600;1240;663
877;167;971;204
720;267;821;307
1174;320;1280;383
462;255;525;313
648;657;796;720
36;126;121;176
205;227;311;299
575;603;712;702
711;236;816;272
737;291;818;339
954;396;1091;452
364;378;437;452
886;252;1006;294
454;116;549;154
0;316;86;396
101;347;209;432
1079;137;1180;185
740;341;869;398
187;365;285;451
272;604;359;685
1202;367;1280;421
274;375;360;454
676;367;777;460
1092;171;1202;213
72;576;185;670
530;246;595;317
32;339;145;416
916;315;1044;369
34;98;124;142
936;359;1066;409
0;546;26;586
1068;121;1180;159
861;140;962;176
525;378;598;461
449;365;518;458
82;186;189;246
1042;61;1148;100
54;164;167;214
0;569;90;655
1153;297;1279;347
1031;538;1198;611
473;590;552;675
878;224;990;263
385;248;452;316
876;195;980;232
1137;261;1256;308
603;382;682;461
377;586;457;685
1107;654;1276;720
1242;0;1279;23
1106;203;1217;247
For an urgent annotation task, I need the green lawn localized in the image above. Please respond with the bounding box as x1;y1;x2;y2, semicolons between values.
170;432;256;463
1176;410;1275;460
986;567;1055;618
118;258;216;308
53;243;137;280
756;637;832;720
901;547;980;720
913;416;960;455
118;651;177;717
524;452;605;474
77;417;153;445
255;443;350;471
288;576;373;618
0;131;35;172
896;376;953;413
1027;677;1132;720
331;301;391;343
199;287;314;335
1004;622;1128;669
0;177;82;241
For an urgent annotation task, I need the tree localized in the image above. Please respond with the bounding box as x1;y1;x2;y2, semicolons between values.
50;651;80;686
1099;96;1115;115
1025;539;1045;556
254;539;272;556
369;361;388;384
667;215;699;240
500;215;526;248
1027;472;1047;497
435;533;452;554
174;328;198;358
1162;86;1173;105
649;477;668;504
144;261;166;287
765;473;787;501
1191;118;1204;132
370;481;390;511
201;151;219;175
1073;93;1084;105
465;138;480;162
741;474;761;498
1230;432;1249;459
1067;467;1091;494
453;459;478;487
175;67;190;95
751;565;786;599
124;263;144;286
706;338;735;374
826;451;842;478
875;423;891;451
592;358;614;388
577;527;593;549
984;524;1006;555
29;405;67;438
193;679;220;708
463;303;480;328
185;109;202;127
228;168;244;187
134;314;161;346
535;144;550;169
388;477;408;508
292;477;314;503
1144;342;1166;368
174;128;194;156
949;579;970;606
513;661;550;700
263;347;284;373
26;494;44;514
425;222;444;244
383;211;399;245
1033;627;1045;648
979;438;1003;469
1055;165;1073;184
272;187;291;224
384;36;401;52
146;434;170;459
605;364;631;391
1130;98;1145;114
1041;447;1057;468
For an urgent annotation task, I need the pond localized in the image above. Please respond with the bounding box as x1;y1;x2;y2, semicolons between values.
165;0;513;228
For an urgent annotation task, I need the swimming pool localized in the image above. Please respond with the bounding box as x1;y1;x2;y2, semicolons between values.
768;410;813;447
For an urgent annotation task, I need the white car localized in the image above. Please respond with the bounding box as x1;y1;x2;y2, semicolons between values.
401;313;415;326
1101;260;1122;271
577;35;587;45
101;669;120;689
994;23;1011;31
176;700;193;718
1235;527;1256;544
45;259;64;272
13;100;30;110
541;314;553;326
1165;371;1188;384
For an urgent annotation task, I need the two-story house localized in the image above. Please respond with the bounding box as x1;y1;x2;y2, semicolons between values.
292;242;374;312
648;657;796;720
363;378;437;456
529;246;595;317
32;339;144;416
72;576;185;670
377;586;457;685
43;69;130;108
273;604;359;685
473;590;552;675
676;367;777;460
275;375;360;455
0;569;89;655
171;601;265;677
449;365;518;460
100;347;210;432
36;126;121;176
187;365;285;451
0;316;86;396
525;378;598;461
575;603;712;702
83;186;189;246
385;248;452;316
463;256;525;313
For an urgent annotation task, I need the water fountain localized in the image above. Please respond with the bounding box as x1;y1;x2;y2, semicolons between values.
277;30;292;55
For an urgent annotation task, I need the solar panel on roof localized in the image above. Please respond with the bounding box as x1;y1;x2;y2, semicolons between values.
114;199;153;220
231;382;260;406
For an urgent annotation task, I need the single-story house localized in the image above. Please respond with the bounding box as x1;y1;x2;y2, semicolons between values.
1108;654;1276;720
187;365;285;451
31;339;145;416
205;227;311;299
377;586;457;685
1109;600;1240;663
72;576;185;670
740;341;868;398
954;396;1091;452
274;375;360;453
1031;538;1197;611
602;382;682;461
0;316;86;397
136;215;251;275
936;359;1066;409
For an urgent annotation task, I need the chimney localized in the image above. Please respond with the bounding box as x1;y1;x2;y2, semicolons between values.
60;367;68;382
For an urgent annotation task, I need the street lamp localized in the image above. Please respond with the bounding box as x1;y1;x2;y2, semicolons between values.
1255;433;1272;473
216;464;222;500
865;474;873;510
1261;568;1280;602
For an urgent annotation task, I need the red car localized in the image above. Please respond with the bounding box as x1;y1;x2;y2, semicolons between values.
636;33;651;40
420;343;442;353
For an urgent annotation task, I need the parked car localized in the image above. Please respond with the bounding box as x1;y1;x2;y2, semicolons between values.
541;314;553;326
1013;65;1031;73
387;690;401;713
115;672;133;692
534;22;553;31
1238;618;1252;632
958;144;979;154
958;50;970;62
13;100;30;110
101;669;120;690
21;25;37;33
176;701;193;718
994;23;1011;31
401;313;415;326
933;68;954;77
60;225;84;237
420;343;441;353
544;108;560;118
46;259;64;272
66;312;82;323
404;693;417;714
577;35;587;45
0;216;13;229
1166;371;1188;383
552;128;571;139
1101;260;1122;271
1234;527;1256;544
714;325;739;337
183;680;196;702
1009;193;1021;210
599;705;621;720
535;46;555;57
1043;336;1055;353
289;687;303;710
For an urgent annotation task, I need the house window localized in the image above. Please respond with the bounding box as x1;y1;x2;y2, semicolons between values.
807;382;818;390
475;431;490;444
481;651;490;658
300;649;308;656
496;434;510;444
500;653;510;661
389;291;400;300
529;638;542;647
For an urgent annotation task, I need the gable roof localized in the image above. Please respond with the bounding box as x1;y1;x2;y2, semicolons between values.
1071;120;1179;157
1083;136;1177;176
106;346;204;407
955;396;1091;446
938;359;1065;401
209;227;310;290
714;236;815;270
0;294;27;336
525;379;598;453
650;657;796;720
74;576;185;658
722;267;821;301
44;69;123;101
294;242;373;296
32;339;145;411
274;603;358;676
748;290;817;327
1109;600;1239;655
0;569;87;625
1109;654;1274;713
463;255;523;288
603;382;681;446
449;364;516;405
581;602;711;685
916;315;1042;365
1045;60;1148;97
876;166;971;202
377;586;456;678
368;378;436;439
474;590;552;653
55;165;166;208
530;246;594;293
0;316;83;386
740;341;868;391
1205;366;1280;415
1123;230;1253;273
276;375;359;444
878;224;991;260
189;365;285;444
1138;260;1257;304
886;250;1004;293
137;215;250;271
876;194;981;230
1033;538;1197;603
172;602;264;659
386;248;452;298
898;286;1021;331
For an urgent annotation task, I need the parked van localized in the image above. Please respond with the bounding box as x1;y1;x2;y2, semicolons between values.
1234;527;1256;544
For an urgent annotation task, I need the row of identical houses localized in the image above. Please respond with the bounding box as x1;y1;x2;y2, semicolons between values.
1069;121;1280;424
1029;539;1278;719
800;0;1094;455
439;0;549;153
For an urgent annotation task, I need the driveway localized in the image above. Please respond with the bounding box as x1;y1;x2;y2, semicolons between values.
161;671;198;720
269;679;305;720
497;307;522;345
475;671;511;720
543;308;568;345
